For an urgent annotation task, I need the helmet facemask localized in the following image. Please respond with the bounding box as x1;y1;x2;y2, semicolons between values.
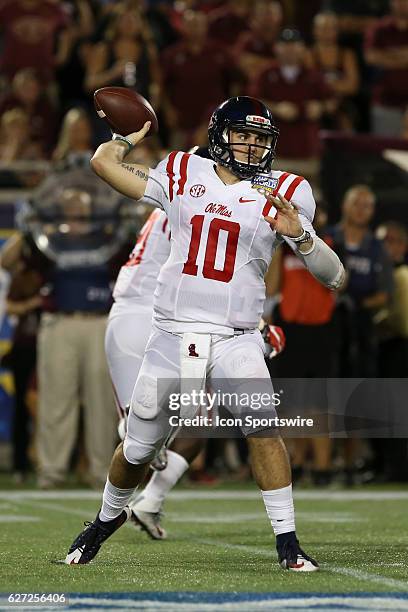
224;126;277;179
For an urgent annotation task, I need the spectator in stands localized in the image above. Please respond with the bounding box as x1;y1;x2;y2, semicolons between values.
144;0;181;50
0;69;57;156
34;185;120;489
322;0;390;132
55;0;95;112
377;221;408;376
0;108;45;188
161;10;237;149
0;0;70;85
0;109;43;164
266;205;337;486
0;108;46;188
52;107;93;165
251;28;333;182
307;12;360;130
329;185;394;377
365;0;408;136
208;0;251;46
0;233;45;482
375;221;408;482
328;189;395;485
84;5;161;110
234;1;283;84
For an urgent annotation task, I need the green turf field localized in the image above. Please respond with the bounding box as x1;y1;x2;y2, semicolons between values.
1;483;408;598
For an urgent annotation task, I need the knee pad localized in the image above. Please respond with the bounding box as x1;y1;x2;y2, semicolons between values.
123;435;158;465
131;375;159;420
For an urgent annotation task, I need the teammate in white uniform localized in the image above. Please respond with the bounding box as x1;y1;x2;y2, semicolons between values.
105;208;183;540
66;96;344;570
106;207;170;415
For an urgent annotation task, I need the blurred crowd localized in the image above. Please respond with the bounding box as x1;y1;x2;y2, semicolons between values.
2;0;408;172
0;0;408;487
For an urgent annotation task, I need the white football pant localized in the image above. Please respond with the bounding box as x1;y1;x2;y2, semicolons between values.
124;325;277;465
105;308;153;413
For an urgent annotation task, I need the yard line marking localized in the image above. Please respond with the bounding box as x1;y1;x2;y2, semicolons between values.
194;539;408;591
295;511;365;523
330;566;408;591
13;500;364;525
0;514;40;522
3;489;408;501
13;500;134;529
15;499;99;518
166;511;266;523
166;511;364;524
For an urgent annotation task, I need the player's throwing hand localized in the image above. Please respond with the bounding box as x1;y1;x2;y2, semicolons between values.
123;121;152;147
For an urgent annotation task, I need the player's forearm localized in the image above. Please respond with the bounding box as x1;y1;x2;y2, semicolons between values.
298;236;346;291
92;139;134;166
90;141;149;200
297;237;314;254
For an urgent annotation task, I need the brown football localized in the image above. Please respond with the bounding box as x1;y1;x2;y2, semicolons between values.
94;87;159;136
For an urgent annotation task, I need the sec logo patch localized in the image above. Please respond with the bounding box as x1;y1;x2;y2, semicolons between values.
190;184;206;197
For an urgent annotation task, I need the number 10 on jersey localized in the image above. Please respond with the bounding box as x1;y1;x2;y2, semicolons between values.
182;215;240;283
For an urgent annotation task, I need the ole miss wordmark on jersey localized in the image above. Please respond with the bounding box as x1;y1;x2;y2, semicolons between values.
144;151;317;334
113;208;170;306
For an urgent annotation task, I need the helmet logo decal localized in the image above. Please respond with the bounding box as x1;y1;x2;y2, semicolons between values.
246;115;271;127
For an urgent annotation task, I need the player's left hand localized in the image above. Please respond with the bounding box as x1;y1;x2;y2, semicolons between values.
264;193;303;238
266;324;286;359
260;321;286;359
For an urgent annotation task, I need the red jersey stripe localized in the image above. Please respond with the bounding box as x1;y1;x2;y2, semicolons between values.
166;151;178;202
262;201;273;217
284;176;304;201
273;172;290;196
125;210;158;267
177;153;191;195
262;172;290;217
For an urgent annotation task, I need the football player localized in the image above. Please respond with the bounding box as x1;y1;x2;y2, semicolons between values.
106;194;286;540
65;96;344;570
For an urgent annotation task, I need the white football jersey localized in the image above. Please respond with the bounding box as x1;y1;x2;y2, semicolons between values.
111;208;170;314
144;152;316;334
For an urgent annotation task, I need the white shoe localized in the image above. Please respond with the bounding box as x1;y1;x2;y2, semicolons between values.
130;508;167;540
